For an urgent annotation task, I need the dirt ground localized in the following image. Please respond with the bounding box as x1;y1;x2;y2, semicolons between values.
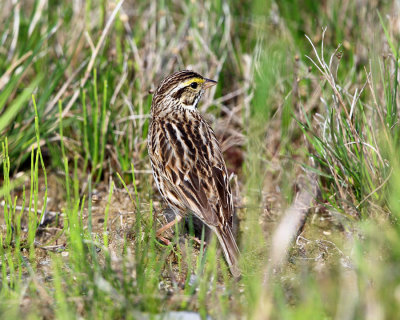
4;165;347;273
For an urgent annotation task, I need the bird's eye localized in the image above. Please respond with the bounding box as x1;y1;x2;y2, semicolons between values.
190;82;198;89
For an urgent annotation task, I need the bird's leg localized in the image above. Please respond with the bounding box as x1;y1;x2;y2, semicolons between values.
156;235;172;246
156;215;183;238
190;235;207;246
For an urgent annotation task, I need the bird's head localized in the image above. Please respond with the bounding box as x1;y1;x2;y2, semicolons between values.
152;70;217;114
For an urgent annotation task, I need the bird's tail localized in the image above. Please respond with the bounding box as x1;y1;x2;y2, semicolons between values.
213;224;241;278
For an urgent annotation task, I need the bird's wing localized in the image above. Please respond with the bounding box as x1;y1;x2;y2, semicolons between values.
149;117;234;227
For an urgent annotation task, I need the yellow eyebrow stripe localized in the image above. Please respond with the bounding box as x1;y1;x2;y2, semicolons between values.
182;78;205;86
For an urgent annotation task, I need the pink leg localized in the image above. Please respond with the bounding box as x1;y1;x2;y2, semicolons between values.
156;215;183;238
157;235;172;246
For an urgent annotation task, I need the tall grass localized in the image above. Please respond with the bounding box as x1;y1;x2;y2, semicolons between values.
1;0;400;319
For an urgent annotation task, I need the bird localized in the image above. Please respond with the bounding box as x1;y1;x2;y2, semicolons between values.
147;70;240;277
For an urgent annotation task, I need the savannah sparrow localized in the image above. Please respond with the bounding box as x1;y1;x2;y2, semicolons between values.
148;70;240;277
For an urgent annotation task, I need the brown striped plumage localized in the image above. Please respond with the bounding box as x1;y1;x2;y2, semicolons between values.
148;70;240;277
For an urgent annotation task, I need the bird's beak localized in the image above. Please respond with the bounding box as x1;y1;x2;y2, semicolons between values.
203;78;217;90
